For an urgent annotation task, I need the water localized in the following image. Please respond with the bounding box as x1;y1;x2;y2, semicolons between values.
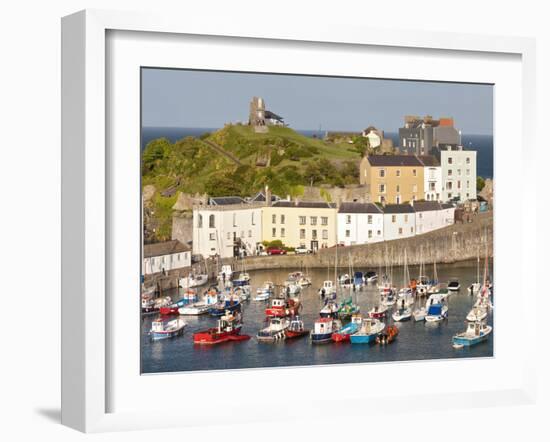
141;260;493;374
141;127;493;179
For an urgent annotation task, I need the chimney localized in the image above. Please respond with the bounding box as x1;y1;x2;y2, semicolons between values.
264;185;271;207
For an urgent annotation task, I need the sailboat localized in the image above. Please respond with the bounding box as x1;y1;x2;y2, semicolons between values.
338;254;360;320
468;253;481;296
393;249;412;322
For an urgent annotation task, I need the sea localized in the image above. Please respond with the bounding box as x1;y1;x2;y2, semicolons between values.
141;260;493;374
141;127;494;179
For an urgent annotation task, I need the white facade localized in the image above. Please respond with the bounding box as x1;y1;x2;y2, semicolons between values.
383;206;416;241
337;203;384;245
424;165;442;201
193;204;263;259
440;147;477;202
142;241;191;275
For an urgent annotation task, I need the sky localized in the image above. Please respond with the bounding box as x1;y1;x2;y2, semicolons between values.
141;68;493;135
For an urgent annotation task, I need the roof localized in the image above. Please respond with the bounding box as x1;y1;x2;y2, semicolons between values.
264;110;283;121
383;204;415;214
272;201;337;209
338;202;383;214
367;155;424;167
417;155;440;167
412;201;442;212
250;191;280;203
441;203;455;209
144;240;190;258
209;196;245;205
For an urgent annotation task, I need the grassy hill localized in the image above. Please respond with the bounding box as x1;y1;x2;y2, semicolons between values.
142;124;364;241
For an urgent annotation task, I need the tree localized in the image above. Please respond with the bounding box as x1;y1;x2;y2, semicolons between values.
476;176;485;193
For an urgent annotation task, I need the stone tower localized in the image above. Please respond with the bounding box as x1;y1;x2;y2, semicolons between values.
249;97;268;132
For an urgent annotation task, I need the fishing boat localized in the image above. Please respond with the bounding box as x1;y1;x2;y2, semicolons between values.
179;273;208;289
337;297;360;320
310;318;341;344
159;305;180;315
141;297;159;315
425;302;449;323
368;304;388;319
350;318;385;344
288;271;311;287
234;286;251;302
193;311;250;345
466;304;488;322
284;316;310;339
331;314;363;342
452;320;492;348
150;318;187;340
376;325;399;344
257;317;290;342
255;281;274;301
178;285;219;315
217;264;233;283
265;296;301;318
283;280;302;295
209;293;241;316
447;277;460;292
318;280;337;299
320;299;339;319
339;273;353;289
365;271;378;283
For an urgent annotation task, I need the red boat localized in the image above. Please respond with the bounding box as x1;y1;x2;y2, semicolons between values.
159;305;180;315
368;305;388;319
193;311;250;345
265;297;301;317
331;314;363;342
284;316;309;339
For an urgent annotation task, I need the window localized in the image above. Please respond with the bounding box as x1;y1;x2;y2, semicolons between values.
467;180;470;188
368;230;373;238
379;184;386;193
448;193;452;199
457;181;461;189
322;230;328;240
412;195;416;201
413;169;417;177
272;228;276;237
321;217;328;226
396;185;400;192
410;227;414;233
251;212;255;225
402;138;406;146
310;216;318;226
446;182;452;190
209;233;215;241
227;232;231;240
280;214;285;224
346;215;351;224
345;230;350;238
367;215;372;224
458;169;461;176
396;196;401;204
448;157;453;164
209;214;215;228
379;169;386;178
312;230;318;240
377;230;381;236
466;193;470;198
281;228;285;238
396;169;401;177
419;213;423;219
448;169;452;176
300;229;306;239
379;196;385;203
272;214;276;224
392;215;396;223
398;227;403;235
198;214;203;228
429;182;436;191
466;157;471;164
299;216;306;225
412;184;417;193
405;214;409;222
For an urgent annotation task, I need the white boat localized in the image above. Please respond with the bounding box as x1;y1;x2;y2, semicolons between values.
468;282;481;297
466;304;488;322
413;306;427;322
447;278;460;292
425;301;449;323
320;300;339;318
255;281;274;301
257;317;290;342
453;320;492;348
318;280;336;299
150;318;187;340
218;265;233;282
298;276;312;287
382;289;397;306
283;280;302;295
392;306;412;322
153;296;172;308
365;271;378;283
179;273;209;289
178;290;219;315
234;286;251;302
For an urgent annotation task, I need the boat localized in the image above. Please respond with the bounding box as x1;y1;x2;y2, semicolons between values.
466;304;488;322
217;265;233;285
255;281;274;301
179;273;209;289
320;300;339;318
393;250;413;322
376;325;399;344
425;302;449;323
353;271;365;289
284;316;310;339
283;280;301;295
180;287;220;314
193;311;250;345
447;278;460;292
209;293;241;316
337;297;360;320
339;273;353;289
232;275;250;288
149;318;187;340
159;305;180;315
298;275;312;287
318;280;337;299
141;284;156;297
265;296;301;317
257;317;290;342
234;286;251;302
350;318;385;344
141;297;159;315
310;318;341;344
331;314;363;342
392;304;412;322
368;304;388;319
365;271;378;283
382;289;397;306
452;320;492;348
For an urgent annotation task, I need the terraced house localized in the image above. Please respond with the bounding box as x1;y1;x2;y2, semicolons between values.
261;201;338;251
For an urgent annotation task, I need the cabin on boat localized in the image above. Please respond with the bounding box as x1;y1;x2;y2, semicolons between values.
143;240;191;276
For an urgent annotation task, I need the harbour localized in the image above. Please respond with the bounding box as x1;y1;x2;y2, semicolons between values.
141;259;493;374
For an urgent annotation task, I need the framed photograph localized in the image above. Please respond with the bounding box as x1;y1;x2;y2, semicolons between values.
62;9;537;433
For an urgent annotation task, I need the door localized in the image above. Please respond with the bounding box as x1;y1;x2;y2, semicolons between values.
310;240;319;252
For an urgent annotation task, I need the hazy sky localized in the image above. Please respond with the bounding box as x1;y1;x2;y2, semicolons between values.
142;68;493;135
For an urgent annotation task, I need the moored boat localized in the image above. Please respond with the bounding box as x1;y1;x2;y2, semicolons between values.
178;290;218;315
425;302;448;323
257;317;290;342
318;280;337;299
368;304;388;319
452;320;492;348
447;278;460;292
265;296;301;317
284;316;310;339
310;318;341;344
179;273;209;289
320;300;339;319
337;297;360;320
255;281;274;301
193;311;250;345
376;325;399;344
365;271;378;283
350;318;385;344
150;318;187;340
331;314;363;342
209;293;241;316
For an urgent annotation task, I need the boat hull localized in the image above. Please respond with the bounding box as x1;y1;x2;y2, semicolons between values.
193;325;248;345
452;334;489;347
310;332;333;344
209;302;241;317
350;334;378;344
284;329;309;339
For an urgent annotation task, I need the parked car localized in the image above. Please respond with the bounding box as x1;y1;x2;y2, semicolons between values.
267;247;287;255
295;246;311;255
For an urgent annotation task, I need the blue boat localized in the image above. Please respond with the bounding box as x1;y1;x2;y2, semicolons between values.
350;318;385;344
209;294;241;316
425;303;448;323
353;271;364;288
452;321;492;347
149;318;187;341
331;314;363;342
310;318;341;344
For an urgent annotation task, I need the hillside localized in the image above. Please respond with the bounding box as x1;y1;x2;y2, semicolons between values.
141;124;364;241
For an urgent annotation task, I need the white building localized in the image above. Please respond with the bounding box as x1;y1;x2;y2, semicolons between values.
419;155;442;201
383;204;416;241
142;240;191;276
439;203;456;226
193;197;263;259
413;201;447;234
440;146;477;202
337;202;384;245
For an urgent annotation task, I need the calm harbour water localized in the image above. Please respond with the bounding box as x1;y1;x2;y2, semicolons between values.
141;260;493;374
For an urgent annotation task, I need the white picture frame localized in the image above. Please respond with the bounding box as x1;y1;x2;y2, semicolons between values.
61;9;538;433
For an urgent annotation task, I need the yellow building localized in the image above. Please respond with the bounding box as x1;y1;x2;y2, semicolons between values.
261;201;338;252
359;155;426;204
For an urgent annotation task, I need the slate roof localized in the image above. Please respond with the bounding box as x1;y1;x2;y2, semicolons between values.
272;201;337;209
144;240;190;258
250;191;280;203
209;196;246;206
441;203;455;209
367;155;424;167
383;204;415;214
265;110;284;121
412;201;443;212
338;202;383;214
417;155;440;167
